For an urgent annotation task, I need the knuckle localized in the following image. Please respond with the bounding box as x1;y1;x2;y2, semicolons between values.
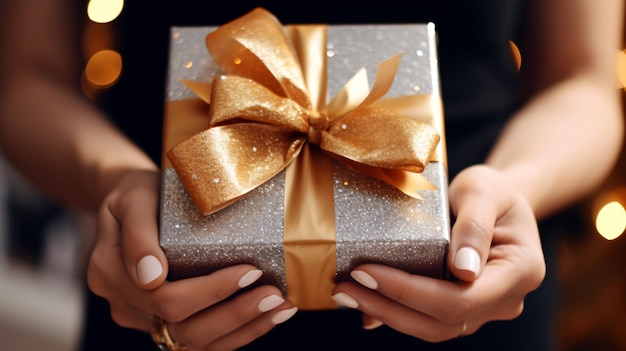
231;305;256;325
532;261;547;286
510;247;546;292
494;297;525;321
439;300;470;324
153;293;187;322
420;326;453;343
367;307;392;323
109;307;134;329
505;301;525;320
512;301;524;318
174;325;203;348
461;216;492;242
209;280;234;302
86;263;108;297
389;286;410;305
85;269;100;295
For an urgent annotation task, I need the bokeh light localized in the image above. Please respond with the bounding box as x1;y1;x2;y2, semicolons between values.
87;0;124;23
509;40;521;71
84;49;122;88
83;0;124;94
595;200;626;240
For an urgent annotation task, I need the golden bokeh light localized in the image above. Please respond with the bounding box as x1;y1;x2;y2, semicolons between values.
87;0;124;24
595;200;626;240
84;49;123;88
509;40;521;71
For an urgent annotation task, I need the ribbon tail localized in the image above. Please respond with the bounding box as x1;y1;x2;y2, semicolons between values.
353;54;403;110
181;79;213;104
334;155;438;200
377;168;438;199
326;68;370;120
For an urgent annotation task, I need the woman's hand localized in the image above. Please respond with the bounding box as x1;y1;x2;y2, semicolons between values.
86;170;298;350
331;164;546;341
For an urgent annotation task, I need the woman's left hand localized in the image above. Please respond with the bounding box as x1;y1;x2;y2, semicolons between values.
331;164;546;341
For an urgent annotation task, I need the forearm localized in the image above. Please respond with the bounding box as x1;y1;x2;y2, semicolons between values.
486;75;623;220
0;72;157;213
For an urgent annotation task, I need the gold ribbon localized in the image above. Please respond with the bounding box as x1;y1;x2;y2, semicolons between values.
164;8;442;309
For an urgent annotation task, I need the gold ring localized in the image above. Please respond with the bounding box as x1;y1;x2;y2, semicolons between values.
151;316;188;351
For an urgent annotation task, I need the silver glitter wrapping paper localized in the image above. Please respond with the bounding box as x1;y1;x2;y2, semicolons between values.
160;23;450;295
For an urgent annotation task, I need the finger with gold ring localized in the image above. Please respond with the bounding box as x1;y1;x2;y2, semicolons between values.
152;316;188;351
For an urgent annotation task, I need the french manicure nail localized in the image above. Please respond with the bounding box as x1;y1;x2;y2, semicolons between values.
258;295;285;312
238;269;263;288
351;270;378;289
455;247;480;276
137;255;163;285
271;307;298;325
331;292;359;309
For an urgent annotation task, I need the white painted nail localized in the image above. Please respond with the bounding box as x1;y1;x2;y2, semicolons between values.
238;269;263;288
351;270;378;289
331;292;359;309
258;295;285;312
137;255;163;285
454;247;481;276
271;307;298;325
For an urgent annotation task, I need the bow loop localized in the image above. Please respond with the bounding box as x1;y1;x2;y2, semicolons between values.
209;75;310;133
321;106;439;173
206;8;311;109
167;122;306;215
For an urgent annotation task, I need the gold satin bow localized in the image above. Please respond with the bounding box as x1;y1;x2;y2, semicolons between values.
166;7;441;217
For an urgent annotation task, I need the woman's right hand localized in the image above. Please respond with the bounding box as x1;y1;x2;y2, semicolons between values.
86;169;298;350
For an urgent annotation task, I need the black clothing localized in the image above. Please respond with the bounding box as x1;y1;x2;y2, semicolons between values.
80;1;560;350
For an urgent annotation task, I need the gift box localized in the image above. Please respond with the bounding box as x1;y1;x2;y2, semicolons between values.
159;8;450;310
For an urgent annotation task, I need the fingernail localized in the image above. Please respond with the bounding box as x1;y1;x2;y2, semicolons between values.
455;247;480;276
258;295;285;312
238;269;263;288
137;255;163;285
331;292;359;309
364;318;384;330
351;270;378;289
271;307;298;325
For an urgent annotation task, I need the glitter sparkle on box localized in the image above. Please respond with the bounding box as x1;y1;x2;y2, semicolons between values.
160;22;450;304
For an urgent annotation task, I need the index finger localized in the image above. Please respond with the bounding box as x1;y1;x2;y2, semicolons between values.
113;171;169;290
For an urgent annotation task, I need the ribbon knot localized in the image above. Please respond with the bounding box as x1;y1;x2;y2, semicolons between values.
307;111;327;145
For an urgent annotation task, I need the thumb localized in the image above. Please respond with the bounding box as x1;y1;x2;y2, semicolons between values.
116;171;168;290
447;181;497;282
